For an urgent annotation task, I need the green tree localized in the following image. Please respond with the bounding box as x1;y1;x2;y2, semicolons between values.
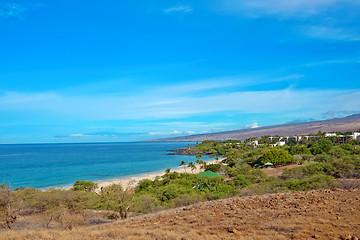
73;180;98;192
257;149;293;165
188;162;196;173
205;164;221;173
310;139;333;155
179;161;187;173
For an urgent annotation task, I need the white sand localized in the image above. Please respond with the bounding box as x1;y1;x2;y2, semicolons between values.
66;158;224;191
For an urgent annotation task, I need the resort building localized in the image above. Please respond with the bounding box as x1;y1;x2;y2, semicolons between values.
248;131;360;148
324;132;360;143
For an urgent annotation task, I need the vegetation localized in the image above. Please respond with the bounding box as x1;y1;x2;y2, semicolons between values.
257;149;293;165
1;131;359;230
73;180;98;192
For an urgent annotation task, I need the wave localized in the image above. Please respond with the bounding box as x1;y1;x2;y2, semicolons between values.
0;153;30;157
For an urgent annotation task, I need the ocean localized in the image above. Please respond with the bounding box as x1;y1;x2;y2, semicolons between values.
0;142;205;189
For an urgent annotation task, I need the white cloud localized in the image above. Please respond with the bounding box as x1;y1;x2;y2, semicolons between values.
322;110;358;119
148;130;195;136
245;122;259;129
1;78;360;122
218;0;360;17
155;121;232;129
0;2;27;18
69;133;89;137
147;74;303;98
301;60;347;67
163;5;193;14
0;1;44;19
215;0;360;41
302;26;360;41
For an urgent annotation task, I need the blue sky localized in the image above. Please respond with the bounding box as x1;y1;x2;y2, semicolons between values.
0;0;359;143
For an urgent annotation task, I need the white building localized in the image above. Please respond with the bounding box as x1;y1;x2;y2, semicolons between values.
350;132;360;141
325;133;337;137
275;141;286;146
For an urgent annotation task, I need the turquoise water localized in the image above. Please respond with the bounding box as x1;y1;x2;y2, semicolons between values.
0;142;204;189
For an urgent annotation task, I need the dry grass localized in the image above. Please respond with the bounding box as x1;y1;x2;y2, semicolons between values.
261;164;306;176
1;189;359;240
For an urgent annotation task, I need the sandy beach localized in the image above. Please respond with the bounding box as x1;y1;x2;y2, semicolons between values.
66;158;224;191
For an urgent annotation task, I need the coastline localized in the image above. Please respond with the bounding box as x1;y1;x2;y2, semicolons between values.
64;158;224;191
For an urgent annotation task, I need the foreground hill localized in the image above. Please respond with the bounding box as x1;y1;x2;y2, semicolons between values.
2;189;359;240
151;114;360;142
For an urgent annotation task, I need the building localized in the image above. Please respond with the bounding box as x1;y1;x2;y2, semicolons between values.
325;133;337;137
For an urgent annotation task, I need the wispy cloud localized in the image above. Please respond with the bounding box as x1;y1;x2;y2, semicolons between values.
55;131;145;138
218;0;360;17
245;122;259;129
0;2;27;18
301;26;360;41
0;73;359;122
301;60;347;67
322;110;359;119
163;5;193;14
0;1;44;19
148;130;196;136
69;133;89;137
1;86;360;121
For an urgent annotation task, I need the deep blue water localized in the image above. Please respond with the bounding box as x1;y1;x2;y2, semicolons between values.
0;142;204;189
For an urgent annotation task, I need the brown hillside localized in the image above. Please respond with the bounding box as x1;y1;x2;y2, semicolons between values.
151;114;360;141
2;189;359;240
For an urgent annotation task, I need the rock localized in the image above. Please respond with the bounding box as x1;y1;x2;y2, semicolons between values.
89;218;113;225
183;206;192;211
340;235;353;240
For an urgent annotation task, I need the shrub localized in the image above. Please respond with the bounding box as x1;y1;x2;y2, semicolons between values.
207;184;238;200
0;183;17;229
233;174;251;188
205;164;221;173
158;184;193;202
310;139;333;155
288;145;311;155
257;149;293;165
136;179;154;193
277;174;336;191
328;146;348;158
174;193;206;207
73;180;98;192
99;184;134;219
133;194;162;213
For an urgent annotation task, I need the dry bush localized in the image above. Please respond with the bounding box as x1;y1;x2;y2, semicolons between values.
337;179;360;189
174;193;206;207
0;184;17;229
45;208;86;230
100;183;135;219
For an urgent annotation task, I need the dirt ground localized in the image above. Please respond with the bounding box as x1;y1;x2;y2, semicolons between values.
261;164;305;176
1;188;359;240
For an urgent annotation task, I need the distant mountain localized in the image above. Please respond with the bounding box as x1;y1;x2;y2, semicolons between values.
150;114;360;142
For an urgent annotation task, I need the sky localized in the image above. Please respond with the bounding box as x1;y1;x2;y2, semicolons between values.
0;0;359;143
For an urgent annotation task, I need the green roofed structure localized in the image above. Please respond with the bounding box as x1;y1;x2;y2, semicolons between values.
198;171;220;178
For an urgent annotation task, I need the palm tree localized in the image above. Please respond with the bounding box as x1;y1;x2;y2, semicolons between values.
188;162;196;173
200;160;207;170
179;160;187;173
196;153;202;161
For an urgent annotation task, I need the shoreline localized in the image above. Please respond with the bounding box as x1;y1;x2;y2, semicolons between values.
63;158;225;191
